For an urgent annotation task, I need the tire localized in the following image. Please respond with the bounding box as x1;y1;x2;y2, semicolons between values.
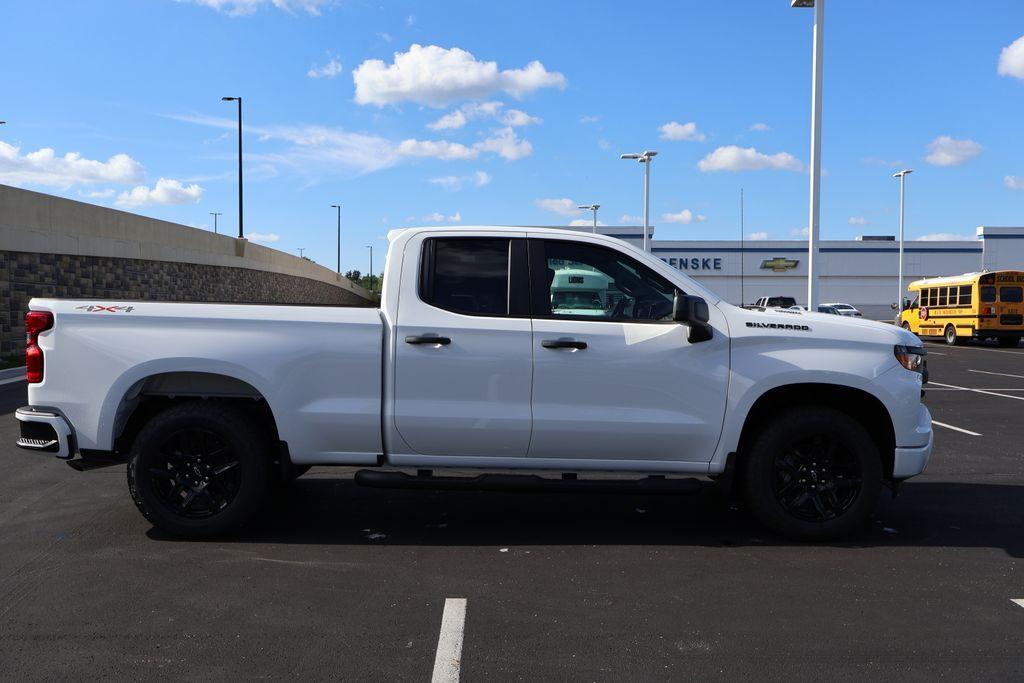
901;322;911;332
127;401;273;538
944;324;960;346
741;407;882;541
997;336;1021;348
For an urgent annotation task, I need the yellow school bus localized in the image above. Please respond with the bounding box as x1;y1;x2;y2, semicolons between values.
900;270;1024;346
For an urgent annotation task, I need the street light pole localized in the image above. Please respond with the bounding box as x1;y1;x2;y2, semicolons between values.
894;169;913;312
298;248;306;258
577;204;600;233
209;212;221;234
620;151;658;252
221;96;243;239
331;204;342;273
792;0;824;308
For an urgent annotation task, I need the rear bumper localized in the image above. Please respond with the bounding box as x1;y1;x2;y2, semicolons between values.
15;406;75;459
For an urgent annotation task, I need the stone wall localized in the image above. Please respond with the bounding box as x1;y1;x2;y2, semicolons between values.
0;250;373;355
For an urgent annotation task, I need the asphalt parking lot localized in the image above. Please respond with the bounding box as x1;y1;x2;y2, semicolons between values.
1;342;1024;680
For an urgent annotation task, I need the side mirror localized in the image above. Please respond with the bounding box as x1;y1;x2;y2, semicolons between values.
673;291;713;343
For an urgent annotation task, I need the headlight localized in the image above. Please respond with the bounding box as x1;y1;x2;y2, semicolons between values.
894;344;926;374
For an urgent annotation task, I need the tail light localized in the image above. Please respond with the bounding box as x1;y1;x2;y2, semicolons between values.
25;311;54;384
982;306;995;315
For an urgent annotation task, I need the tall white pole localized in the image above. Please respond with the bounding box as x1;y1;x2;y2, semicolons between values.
592;206;597;233
898;174;906;311
642;159;651;253
805;0;825;308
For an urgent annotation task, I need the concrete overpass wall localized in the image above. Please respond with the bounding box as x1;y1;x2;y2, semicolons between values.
0;184;375;356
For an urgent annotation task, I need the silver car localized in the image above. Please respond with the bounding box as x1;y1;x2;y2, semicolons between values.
823;302;862;317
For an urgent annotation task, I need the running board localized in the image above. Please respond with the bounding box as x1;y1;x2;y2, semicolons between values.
66;452;126;472
354;469;702;495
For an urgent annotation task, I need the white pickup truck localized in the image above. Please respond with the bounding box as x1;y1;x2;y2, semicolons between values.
16;226;933;540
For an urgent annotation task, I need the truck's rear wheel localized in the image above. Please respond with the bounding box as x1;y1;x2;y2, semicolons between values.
944;324;960;346
741;407;881;541
127;401;272;538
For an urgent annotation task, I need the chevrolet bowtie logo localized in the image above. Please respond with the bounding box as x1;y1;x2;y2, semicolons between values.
761;257;799;272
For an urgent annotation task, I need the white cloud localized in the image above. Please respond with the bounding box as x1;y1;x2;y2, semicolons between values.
307;57;343;79
426;101;539;131
474;126;532;160
501;108;541;127
169;113;527;178
247;232;280;243
848;216;869;226
1006;175;1024;191
377;32;392;43
579;115;599;124
748;231;769;241
569;219;605;227
790;226;809;238
536;198;581;217
78;188;116;199
116;178;204;207
658;121;705;142
421;211;461;223
619;214;641;224
353;44;566;107
661;210;706;224
398;138;478;160
427;170;492;190
998;35;1024;80
914;232;974;241
597;139;610;150
0;141;144;188
749;123;770;132
698;145;803;172
925;136;982;167
177;0;330;16
427;110;468;131
406;13;415;25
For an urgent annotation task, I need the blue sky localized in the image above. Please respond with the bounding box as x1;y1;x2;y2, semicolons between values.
2;0;1024;274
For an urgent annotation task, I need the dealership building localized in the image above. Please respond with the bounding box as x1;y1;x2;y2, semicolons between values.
563;224;1024;318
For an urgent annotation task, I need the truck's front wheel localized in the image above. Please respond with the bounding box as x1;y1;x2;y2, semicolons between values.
127;402;272;538
741;408;881;541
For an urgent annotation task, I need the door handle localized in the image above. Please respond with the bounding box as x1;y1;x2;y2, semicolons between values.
405;335;451;345
541;339;587;350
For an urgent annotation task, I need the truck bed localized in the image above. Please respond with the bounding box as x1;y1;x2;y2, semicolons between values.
27;299;385;464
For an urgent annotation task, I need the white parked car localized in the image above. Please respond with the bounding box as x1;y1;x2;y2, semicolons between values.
16;226;932;541
824;302;863;317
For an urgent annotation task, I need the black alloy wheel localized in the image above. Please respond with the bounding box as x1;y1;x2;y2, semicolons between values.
147;427;241;519
770;434;862;523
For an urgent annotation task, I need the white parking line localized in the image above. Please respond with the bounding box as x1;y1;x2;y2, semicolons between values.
930;381;1024;402
931;420;982;436
927;388;1024;391
431;598;467;683
969;369;1024;381
1012;599;1024;610
924;342;1023;355
0;376;26;387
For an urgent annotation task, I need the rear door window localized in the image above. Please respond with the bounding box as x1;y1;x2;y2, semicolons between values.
420;237;529;316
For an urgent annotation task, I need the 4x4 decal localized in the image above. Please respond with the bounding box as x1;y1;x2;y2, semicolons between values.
75;305;135;313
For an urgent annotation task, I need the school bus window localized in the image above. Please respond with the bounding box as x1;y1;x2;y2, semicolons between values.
959;285;972;306
1001;286;1023;303
982;286;997;302
937;288;947;306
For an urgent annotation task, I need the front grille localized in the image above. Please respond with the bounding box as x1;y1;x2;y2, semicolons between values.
1000;314;1023;326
